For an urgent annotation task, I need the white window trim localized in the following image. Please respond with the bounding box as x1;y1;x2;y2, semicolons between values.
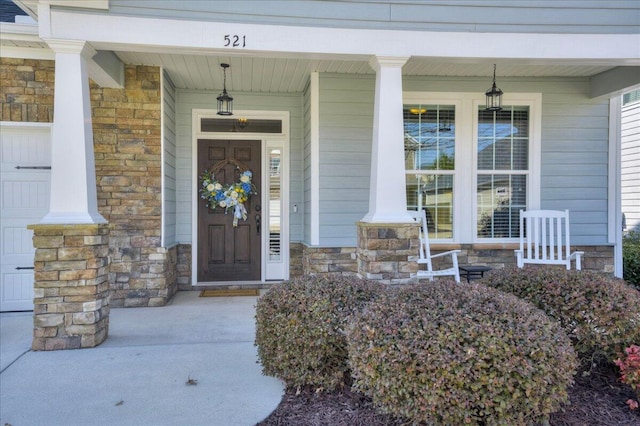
404;92;542;244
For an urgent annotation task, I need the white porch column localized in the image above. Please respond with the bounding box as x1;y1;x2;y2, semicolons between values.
41;40;106;224
361;56;412;223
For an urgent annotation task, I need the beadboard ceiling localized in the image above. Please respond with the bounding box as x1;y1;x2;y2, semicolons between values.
114;50;615;93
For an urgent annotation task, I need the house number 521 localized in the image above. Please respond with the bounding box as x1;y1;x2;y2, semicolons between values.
224;35;246;48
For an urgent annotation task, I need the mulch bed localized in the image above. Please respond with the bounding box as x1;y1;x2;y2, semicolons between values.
257;363;640;426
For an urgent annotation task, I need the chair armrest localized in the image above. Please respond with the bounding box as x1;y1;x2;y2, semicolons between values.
430;250;461;259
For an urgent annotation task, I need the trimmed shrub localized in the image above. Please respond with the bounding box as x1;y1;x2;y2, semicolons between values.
623;230;640;290
482;266;640;363
346;282;577;425
255;275;386;390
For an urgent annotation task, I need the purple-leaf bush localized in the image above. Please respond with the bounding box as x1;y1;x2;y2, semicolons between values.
346;282;577;425
255;275;386;390
482;266;640;363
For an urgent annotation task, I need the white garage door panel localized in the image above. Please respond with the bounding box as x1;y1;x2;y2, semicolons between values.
1;125;51;312
1;132;51;163
2;177;50;210
2;221;35;263
1;269;35;312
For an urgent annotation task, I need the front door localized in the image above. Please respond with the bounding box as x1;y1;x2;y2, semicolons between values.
197;139;261;282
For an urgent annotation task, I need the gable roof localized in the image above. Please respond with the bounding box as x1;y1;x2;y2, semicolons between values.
0;0;26;23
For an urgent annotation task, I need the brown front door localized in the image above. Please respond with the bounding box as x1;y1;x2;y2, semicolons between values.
197;139;261;282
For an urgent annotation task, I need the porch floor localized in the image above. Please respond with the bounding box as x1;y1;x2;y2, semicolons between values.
0;291;284;426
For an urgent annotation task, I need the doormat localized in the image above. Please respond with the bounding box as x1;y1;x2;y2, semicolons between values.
199;289;260;297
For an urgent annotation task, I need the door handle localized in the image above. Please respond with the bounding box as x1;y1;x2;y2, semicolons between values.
15;266;34;270
255;214;261;235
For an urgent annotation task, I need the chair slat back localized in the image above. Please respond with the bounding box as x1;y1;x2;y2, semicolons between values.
520;209;571;264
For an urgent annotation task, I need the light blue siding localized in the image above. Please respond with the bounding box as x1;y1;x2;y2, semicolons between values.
107;1;640;34
174;89;304;243
162;70;177;247
317;74;374;246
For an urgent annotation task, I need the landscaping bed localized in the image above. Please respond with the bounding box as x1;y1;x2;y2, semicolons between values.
255;272;640;425
258;364;640;426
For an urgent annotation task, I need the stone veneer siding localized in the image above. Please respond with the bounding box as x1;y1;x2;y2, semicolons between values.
28;224;110;350
301;242;614;279
2;59;177;308
92;65;176;307
301;245;358;276
177;244;192;290
0;58;55;122
356;222;419;284
289;242;303;278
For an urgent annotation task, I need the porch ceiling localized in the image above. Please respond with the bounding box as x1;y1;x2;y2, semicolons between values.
113;50;616;93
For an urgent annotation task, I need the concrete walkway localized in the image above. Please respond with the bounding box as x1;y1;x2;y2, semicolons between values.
0;291;284;426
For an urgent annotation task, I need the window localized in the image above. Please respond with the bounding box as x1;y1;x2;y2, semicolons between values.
268;149;282;260
404;105;455;239
404;93;540;243
476;107;529;238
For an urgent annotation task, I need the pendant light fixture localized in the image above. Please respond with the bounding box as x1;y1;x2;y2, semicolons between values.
216;63;233;116
485;64;503;112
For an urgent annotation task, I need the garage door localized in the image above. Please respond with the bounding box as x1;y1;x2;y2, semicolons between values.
0;125;51;312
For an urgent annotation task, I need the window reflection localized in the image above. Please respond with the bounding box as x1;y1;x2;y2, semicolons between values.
404;105;455;239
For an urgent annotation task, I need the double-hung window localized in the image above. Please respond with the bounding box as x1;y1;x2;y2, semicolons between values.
404;93;541;243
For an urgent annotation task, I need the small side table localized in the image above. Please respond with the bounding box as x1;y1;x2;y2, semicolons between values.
458;265;492;283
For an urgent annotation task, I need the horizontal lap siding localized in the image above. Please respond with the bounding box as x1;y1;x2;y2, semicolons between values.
175;89;304;243
541;82;609;245
162;70;177;247
622;98;640;233
318;74;373;247
108;1;639;34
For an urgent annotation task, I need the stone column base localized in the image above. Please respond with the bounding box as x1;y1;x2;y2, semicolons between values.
356;221;419;284
28;224;110;350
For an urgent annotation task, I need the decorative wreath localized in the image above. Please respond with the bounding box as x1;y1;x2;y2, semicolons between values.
199;160;258;227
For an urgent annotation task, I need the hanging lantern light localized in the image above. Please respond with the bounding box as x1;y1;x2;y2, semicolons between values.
485;64;503;112
217;63;233;116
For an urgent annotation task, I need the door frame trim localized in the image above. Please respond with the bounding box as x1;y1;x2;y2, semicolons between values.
191;109;290;285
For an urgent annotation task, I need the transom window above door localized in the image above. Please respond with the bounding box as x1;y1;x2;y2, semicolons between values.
403;93;541;243
200;117;283;134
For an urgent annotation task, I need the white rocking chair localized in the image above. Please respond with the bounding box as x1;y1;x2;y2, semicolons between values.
515;209;584;270
408;210;461;283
